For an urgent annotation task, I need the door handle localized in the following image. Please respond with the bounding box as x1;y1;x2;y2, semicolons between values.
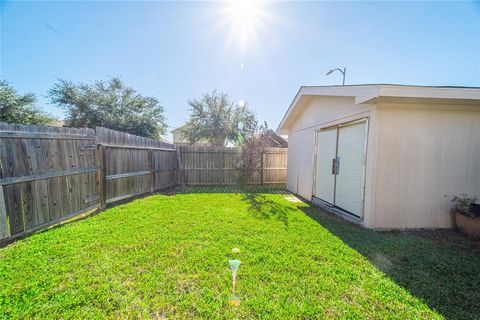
331;158;341;175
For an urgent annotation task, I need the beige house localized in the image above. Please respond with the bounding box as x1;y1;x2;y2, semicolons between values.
171;124;211;146
277;84;480;229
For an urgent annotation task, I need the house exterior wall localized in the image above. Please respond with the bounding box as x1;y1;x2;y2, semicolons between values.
372;104;480;229
281;85;480;230
172;130;184;144
172;130;211;146
284;95;480;229
285;96;377;226
286;128;315;197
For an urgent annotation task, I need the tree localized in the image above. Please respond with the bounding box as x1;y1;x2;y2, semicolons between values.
236;122;271;186
180;90;257;147
0;80;53;125
49;77;167;139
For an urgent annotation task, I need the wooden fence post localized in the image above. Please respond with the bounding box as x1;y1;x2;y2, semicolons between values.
261;151;265;185
98;145;107;210
176;148;184;187
147;148;153;194
0;186;9;240
220;149;224;185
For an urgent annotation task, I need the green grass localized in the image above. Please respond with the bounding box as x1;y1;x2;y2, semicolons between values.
0;187;479;319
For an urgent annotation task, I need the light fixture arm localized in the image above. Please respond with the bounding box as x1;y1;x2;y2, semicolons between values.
326;67;346;85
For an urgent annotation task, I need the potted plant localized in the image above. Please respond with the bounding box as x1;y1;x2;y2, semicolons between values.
447;194;480;237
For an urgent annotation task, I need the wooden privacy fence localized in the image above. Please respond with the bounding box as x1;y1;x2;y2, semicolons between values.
96;127;177;207
0;123;99;242
179;146;287;185
0;122;287;243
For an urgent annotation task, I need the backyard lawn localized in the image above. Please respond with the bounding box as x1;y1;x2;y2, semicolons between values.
0;187;479;319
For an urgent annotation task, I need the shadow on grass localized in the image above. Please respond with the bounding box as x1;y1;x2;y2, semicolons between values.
176;185;292;226
241;192;290;227
300;203;480;320
173;185;480;319
175;185;288;195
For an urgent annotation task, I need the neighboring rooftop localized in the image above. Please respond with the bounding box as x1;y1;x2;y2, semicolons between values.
171;123;211;146
171;124;188;134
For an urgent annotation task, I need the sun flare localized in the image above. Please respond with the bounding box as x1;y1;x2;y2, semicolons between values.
227;0;263;24
222;0;268;52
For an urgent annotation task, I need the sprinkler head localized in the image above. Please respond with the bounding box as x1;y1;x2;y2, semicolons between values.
228;294;241;307
229;259;241;272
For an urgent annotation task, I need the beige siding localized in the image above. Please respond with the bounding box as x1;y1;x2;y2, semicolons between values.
285;96;375;203
172;130;211;147
373;106;480;229
172;130;183;143
286;129;315;199
281;85;480;229
288;96;357;132
286;134;298;193
284;95;480;229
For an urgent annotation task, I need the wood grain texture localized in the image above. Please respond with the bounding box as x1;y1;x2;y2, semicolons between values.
178;146;287;185
96;127;174;149
0;122;99;239
0;123;286;242
98;127;177;205
0;186;9;238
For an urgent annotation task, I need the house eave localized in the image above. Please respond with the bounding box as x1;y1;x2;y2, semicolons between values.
276;85;380;135
277;84;480;135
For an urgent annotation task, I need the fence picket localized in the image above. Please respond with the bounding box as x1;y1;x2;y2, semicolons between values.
0;123;287;244
178;146;287;185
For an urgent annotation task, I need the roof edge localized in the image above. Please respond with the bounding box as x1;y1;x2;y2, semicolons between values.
276;84;480;135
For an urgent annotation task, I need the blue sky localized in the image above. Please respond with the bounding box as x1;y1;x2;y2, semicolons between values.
1;1;479;139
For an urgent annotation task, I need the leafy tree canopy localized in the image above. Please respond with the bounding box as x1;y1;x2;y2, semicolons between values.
49;77;167;139
180;90;257;147
0;80;53;125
